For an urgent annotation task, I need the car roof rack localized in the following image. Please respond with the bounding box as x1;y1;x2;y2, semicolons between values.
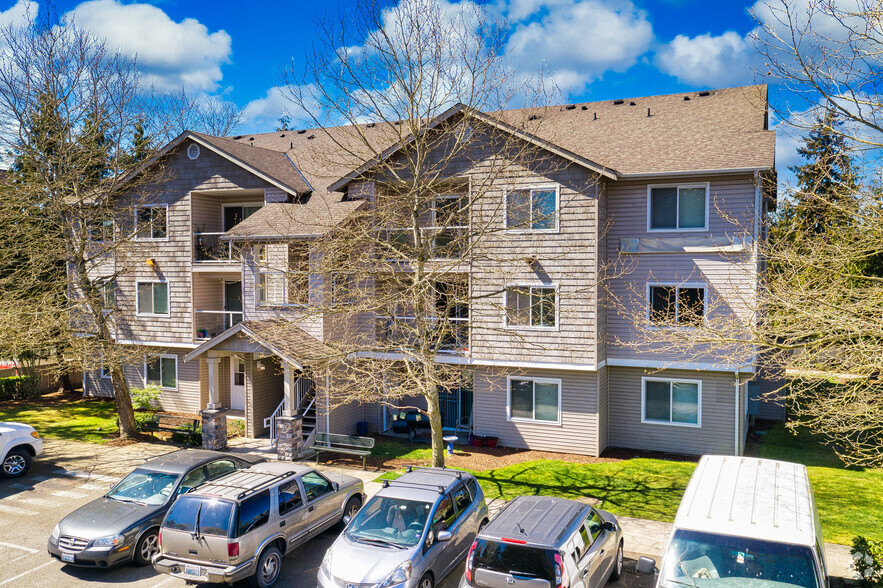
381;479;446;495
200;469;296;500
404;465;464;480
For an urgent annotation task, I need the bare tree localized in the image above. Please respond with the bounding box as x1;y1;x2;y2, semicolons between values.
0;10;216;438
251;0;585;466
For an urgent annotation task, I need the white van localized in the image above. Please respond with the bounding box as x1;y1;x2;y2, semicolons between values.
638;455;828;588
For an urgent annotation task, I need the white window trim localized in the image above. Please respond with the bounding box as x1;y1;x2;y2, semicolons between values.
100;362;111;379
504;184;560;233
255;270;308;308
645;282;707;328
506;375;562;425
431;192;469;229
504;284;559;330
133;203;170;242
641;376;702;428
143;353;178;391
135;280;171;317
646;182;710;232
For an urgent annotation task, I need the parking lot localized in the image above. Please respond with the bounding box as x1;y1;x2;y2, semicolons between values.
0;451;653;587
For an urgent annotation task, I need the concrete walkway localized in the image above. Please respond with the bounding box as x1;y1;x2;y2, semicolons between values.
40;438;858;581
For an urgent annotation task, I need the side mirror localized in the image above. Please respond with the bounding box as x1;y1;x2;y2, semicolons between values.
603;521;616;532
436;530;453;542
343;515;351;525
332;482;339;492
637;556;657;575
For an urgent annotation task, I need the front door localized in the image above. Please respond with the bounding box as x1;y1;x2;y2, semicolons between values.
230;357;245;411
438;384;473;430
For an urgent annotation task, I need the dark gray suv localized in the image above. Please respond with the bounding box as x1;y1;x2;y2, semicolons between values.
47;450;261;568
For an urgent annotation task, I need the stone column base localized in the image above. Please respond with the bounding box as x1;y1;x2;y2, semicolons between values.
201;408;228;451
276;415;303;461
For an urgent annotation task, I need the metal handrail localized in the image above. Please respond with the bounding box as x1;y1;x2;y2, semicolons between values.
264;399;285;448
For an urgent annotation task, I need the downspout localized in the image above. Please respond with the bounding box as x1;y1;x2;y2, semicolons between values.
325;370;330;434
734;368;741;456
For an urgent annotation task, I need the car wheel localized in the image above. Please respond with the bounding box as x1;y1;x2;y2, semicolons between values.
249;546;282;588
1;448;31;478
340;496;362;529
418;572;434;588
134;529;159;566
608;541;624;582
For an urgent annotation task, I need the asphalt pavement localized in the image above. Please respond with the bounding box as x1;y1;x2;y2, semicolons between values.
0;447;652;588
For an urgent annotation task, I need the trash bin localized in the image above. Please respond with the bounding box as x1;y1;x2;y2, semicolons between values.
356;421;369;435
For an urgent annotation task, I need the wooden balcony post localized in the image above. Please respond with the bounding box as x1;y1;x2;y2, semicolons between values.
283;362;295;417
206;356;221;409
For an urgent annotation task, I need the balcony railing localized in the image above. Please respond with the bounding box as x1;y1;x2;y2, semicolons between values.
195;310;243;340
375;316;469;352
379;227;467;259
194;233;241;262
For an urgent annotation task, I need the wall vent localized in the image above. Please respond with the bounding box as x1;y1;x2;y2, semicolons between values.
187;143;200;160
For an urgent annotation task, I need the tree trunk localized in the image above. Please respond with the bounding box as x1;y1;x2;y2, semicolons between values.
427;387;445;467
110;365;138;439
60;371;75;394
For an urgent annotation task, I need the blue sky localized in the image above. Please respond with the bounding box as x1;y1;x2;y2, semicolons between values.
1;0;795;162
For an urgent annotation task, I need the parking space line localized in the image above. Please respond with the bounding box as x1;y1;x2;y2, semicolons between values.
54;469;119;483
0;560;53;585
0;503;36;516
151;578;177;587
50;490;86;499
77;483;107;491
4;495;60;507
0;542;38;554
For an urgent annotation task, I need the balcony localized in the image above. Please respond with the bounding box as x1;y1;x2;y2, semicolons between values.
375;316;469;353
194;233;241;263
195;310;243;340
379;227;467;260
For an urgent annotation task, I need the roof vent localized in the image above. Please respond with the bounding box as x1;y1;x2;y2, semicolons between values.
290;142;293;149
613;99;624;105
279;133;285;138
187;143;200;160
233;135;242;140
248;137;254;141
528;114;540;121
629;101;636;106
698;91;711;97
307;134;315;140
684;96;691;101
581;106;588;110
593;112;597;120
565;104;576;110
297;129;307;134
367;122;376;128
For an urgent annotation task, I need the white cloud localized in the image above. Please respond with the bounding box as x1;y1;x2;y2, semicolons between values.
66;0;231;92
503;0;654;93
242;85;320;132
0;0;36;29
655;31;756;87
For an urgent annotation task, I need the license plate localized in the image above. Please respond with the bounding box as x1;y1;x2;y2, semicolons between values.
184;564;202;577
61;551;75;563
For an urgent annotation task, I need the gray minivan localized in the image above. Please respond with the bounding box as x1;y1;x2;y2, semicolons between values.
460;495;623;588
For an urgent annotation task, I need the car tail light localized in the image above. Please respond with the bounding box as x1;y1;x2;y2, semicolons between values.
554;552;569;588
157;529;162;548
228;541;239;558
501;537;527;544
465;540;478;584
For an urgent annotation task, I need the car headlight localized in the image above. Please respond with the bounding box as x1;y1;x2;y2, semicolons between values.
50;524;60;540
380;561;412;587
93;535;125;547
320;550;332;577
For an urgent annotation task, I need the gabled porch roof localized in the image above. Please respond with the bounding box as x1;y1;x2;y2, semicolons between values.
184;319;330;368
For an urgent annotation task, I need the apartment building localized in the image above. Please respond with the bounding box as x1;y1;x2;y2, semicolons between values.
84;84;777;457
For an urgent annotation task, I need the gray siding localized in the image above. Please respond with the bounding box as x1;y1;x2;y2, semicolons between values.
84;370;114;398
119;347;202;413
607;366;738;455
248;356;283;438
597;365;609;453
473;367;600;456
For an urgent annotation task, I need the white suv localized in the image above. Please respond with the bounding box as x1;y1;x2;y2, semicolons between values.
0;422;43;478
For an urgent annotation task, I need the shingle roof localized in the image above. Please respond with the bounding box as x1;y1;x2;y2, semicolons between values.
240;319;331;363
222;200;367;240
232;84;774;183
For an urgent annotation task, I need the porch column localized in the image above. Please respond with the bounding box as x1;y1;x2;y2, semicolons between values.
283;363;295;417
206;357;221;409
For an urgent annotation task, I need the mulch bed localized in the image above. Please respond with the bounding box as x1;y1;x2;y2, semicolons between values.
0;389;103;409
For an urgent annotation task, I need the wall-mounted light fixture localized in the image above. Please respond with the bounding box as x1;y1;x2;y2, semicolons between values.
146;258;156;267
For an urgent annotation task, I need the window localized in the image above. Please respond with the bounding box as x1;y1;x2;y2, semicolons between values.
649;285;705;326
506;286;556;327
99;279;115;309
257;272;285;305
431;495;456;531
506;186;558;230
178;466;206;495
237;490;270;537
88;215;114;242
434;193;468;257
223;205;261;231
301;471;334;502
146;355;177;390
642;378;701;426
649;184;708;230
135;205;167;240
256;244;308;306
508;377;561;423
137;281;169;315
453;483;473;513
278;481;303;515
205;459;237;480
100;362;111;379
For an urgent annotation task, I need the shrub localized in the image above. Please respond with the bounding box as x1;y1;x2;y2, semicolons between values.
0;375;39;401
852;536;883;586
133;412;154;432
227;419;245;438
130;386;160;411
171;423;202;447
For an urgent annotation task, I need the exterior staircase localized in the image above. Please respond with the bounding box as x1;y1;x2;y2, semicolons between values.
264;374;318;452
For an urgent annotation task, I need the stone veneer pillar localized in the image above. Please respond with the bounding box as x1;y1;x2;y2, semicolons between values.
201;408;228;451
276;415;303;461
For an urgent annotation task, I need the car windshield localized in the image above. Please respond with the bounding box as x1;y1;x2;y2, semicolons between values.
659;530;822;588
106;469;179;506
345;496;433;548
471;539;556;581
164;495;235;537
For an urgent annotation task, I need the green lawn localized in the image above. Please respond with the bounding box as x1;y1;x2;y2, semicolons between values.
376;425;883;545
0;399;119;444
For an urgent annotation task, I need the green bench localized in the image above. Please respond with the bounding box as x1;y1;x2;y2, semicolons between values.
313;432;375;470
142;414;199;443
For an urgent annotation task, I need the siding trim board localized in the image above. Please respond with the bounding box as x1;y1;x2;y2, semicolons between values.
601;358;756;373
